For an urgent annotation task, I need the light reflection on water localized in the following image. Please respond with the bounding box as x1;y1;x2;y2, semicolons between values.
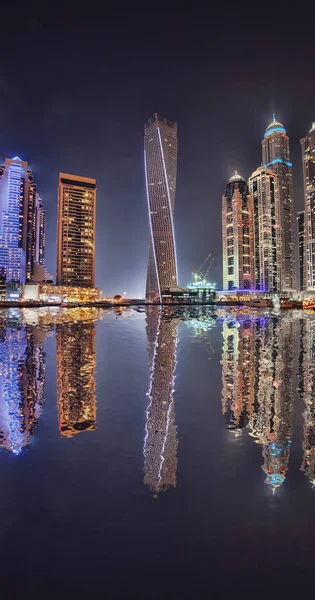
0;304;314;494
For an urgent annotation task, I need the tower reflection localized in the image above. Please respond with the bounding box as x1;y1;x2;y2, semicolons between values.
143;308;179;495
220;312;298;490
221;318;255;433
0;310;48;454
300;317;315;486
56;315;97;438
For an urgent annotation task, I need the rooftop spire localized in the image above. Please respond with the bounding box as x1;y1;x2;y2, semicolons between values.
229;171;245;183
272;113;276;122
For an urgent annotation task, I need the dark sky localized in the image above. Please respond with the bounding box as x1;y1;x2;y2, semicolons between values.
0;4;314;295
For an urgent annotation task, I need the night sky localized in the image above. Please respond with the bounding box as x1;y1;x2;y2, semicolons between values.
0;5;314;296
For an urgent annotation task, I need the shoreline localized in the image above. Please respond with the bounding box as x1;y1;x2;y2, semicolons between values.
0;300;306;310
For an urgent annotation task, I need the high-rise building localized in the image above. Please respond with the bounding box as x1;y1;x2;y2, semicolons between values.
35;194;45;267
262;116;296;291
248;167;281;292
144;114;178;302
56;173;96;287
297;210;306;291
0;157;37;283
300;123;315;290
222;172;255;291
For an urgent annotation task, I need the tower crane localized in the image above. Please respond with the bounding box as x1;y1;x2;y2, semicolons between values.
192;252;215;283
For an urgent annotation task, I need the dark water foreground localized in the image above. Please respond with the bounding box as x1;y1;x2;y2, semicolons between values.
0;305;315;597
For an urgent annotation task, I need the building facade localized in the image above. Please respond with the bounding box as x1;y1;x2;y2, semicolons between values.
56;173;96;287
222;172;255;291
248;167;281;292
301;123;315;290
145;114;178;302
35;194;45;267
297;210;306;291
0;157;38;283
262;116;296;291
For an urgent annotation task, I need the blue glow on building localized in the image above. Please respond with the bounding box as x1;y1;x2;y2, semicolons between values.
264;158;292;168
264;126;286;138
0;160;25;282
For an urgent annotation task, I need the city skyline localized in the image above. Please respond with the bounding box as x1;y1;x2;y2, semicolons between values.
1;114;314;297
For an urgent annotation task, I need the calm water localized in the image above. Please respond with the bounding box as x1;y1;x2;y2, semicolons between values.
1;305;315;596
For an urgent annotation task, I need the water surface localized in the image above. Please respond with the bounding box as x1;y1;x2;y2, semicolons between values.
0;305;314;597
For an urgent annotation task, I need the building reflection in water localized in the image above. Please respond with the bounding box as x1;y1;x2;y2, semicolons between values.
143;308;179;496
0;309;49;454
300;316;315;487
56;314;97;438
220;311;299;490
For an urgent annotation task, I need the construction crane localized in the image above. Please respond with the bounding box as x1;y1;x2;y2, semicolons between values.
192;252;215;283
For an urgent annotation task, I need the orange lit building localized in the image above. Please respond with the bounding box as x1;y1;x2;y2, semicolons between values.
56;173;96;288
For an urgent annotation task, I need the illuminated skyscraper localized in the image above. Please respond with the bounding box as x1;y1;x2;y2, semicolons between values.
145;114;178;302
222;172;254;291
143;308;178;494
297;210;306;290
56;320;96;437
35;194;45;267
248;167;281;292
56;173;96;287
0;157;37;283
300;123;315;289
262;116;296;291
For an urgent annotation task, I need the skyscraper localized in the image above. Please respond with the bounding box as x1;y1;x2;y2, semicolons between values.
300;123;315;290
144;114;178;302
222;172;255;291
0;157;37;283
56;173;96;287
297;210;306;290
35;194;45;267
248;167;281;292
262;116;296;291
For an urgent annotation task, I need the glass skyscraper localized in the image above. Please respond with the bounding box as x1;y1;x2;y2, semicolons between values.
144;114;178;302
262;116;296;291
222;172;254;291
300;123;315;290
0;157;38;284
